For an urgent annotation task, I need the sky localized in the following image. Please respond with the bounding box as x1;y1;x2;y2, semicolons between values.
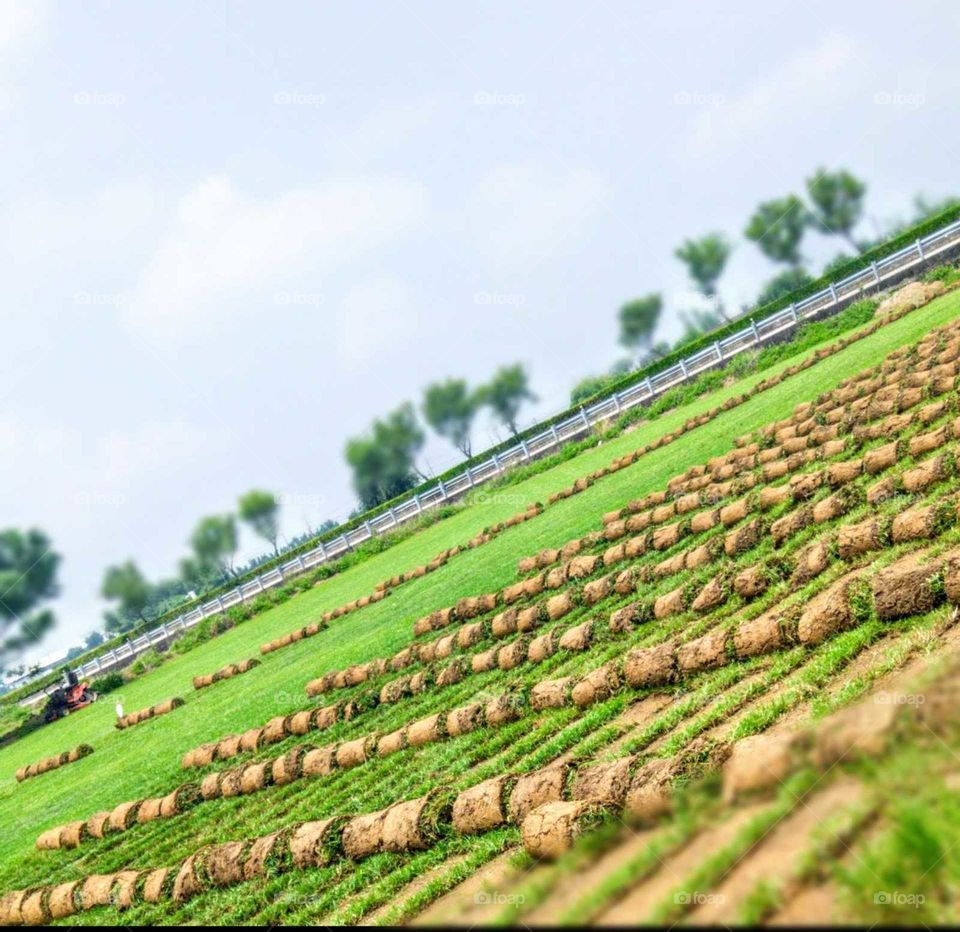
2;0;958;665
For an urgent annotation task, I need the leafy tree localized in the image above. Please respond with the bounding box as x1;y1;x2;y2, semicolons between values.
476;364;537;437
756;267;814;306
806;168;866;250
676;307;725;347
675;234;732;319
745;195;808;266
422;379;479;457
189;514;238;579
0;528;60;669
238;489;281;555
345;403;425;510
101;561;151;623
618;294;663;359
84;630;105;650
570;373;613;405
822;252;854;277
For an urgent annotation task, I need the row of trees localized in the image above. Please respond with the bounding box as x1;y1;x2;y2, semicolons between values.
99;489;288;634
573;167;884;403
345;364;537;510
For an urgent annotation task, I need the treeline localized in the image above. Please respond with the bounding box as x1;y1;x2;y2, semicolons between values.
344;364;537;511
98;492;338;636
570;170;959;404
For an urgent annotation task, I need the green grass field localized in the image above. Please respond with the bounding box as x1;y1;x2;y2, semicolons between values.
2;287;958;923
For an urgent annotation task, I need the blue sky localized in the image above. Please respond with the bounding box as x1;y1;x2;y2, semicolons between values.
3;0;958;663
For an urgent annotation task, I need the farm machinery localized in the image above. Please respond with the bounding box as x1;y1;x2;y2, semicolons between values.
42;670;98;723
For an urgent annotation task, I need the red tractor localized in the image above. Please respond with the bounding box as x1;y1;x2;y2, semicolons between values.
42;671;98;723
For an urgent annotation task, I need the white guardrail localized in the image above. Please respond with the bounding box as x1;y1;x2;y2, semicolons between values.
20;217;960;704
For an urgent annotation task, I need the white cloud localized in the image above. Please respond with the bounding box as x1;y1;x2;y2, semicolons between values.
323;97;440;166
467;160;612;274
687;32;863;155
3;181;160;272
0;0;45;57
335;277;413;367
0;0;46;113
94;420;226;486
123;175;428;339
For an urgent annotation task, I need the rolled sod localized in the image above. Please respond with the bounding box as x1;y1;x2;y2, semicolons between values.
381;789;455;853
47;882;79;920
80;874;117;911
521;800;609;860
289;816;348;869
341;808;390;861
141;867;174;904
205;841;250;887
453;775;516;835
159;782;203;818
112;870;142;911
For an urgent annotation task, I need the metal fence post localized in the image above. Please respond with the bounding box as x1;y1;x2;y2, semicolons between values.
713;341;722;362
437;478;448;500
645;376;655;396
520;438;531;460
579;408;590;430
916;238;925;260
678;359;688;378
550;425;560;446
413;492;423;513
871;261;880;284
829;283;838;304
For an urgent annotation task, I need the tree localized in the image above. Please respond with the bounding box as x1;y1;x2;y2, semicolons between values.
0;528;60;669
189;514;238;579
745;196;808;266
618;294;662;359
676;308;725;347
570;373;613;406
84;630;105;651
238;489;281;555
422;379;479;457
345;403;426;510
806;168;866;251
101;561;151;623
476;364;536;437
756;268;815;307
675;234;732;320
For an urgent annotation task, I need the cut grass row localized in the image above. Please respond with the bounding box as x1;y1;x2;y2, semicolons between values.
1;286;960;916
